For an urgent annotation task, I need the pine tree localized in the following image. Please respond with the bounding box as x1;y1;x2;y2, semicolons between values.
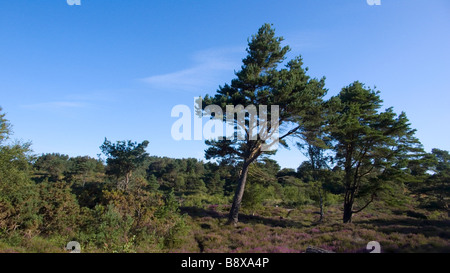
100;138;149;191
327;82;423;223
200;24;327;225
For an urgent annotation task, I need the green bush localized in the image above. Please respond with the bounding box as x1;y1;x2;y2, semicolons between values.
282;185;313;207
181;193;230;208
91;204;135;252
163;215;190;249
0;143;40;234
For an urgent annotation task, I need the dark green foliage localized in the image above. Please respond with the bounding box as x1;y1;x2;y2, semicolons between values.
71;181;105;209
147;157;211;193
0;142;39;233
89;204;135;252
147;174;160;191
185;174;207;193
0;107;11;144
100;138;149;191
413;149;450;211
243;164;281;211
327;82;423;223
65;156;105;186
320;167;345;195
278;168;297;179
242;181;267;212
256;158;281;177
34;153;70;182
0;109;38;233
156;189;179;218
204;171;225;195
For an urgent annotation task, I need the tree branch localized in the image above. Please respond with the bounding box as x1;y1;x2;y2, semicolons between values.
352;193;375;214
279;125;302;140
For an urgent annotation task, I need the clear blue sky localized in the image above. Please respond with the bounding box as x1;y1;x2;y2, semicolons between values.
1;0;449;169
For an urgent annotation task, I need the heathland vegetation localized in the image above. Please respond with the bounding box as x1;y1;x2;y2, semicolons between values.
0;24;448;253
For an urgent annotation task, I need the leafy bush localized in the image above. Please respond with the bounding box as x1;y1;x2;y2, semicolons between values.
92;204;135;252
181;193;230;208
0;143;40;234
37;181;80;236
282;185;313;207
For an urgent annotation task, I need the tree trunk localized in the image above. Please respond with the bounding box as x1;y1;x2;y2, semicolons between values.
343;148;354;223
124;171;131;191
82;173;87;187
227;162;251;226
343;200;353;223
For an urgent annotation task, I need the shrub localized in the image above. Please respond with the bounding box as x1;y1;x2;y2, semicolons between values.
37;181;80;236
282;185;313;207
92;204;135;252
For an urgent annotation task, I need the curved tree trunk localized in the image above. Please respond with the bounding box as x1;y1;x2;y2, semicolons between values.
227;162;251;226
124;170;132;191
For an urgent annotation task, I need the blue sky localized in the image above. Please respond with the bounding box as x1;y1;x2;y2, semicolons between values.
1;0;449;169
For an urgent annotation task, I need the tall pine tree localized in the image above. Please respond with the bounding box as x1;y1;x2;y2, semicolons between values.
200;24;327;225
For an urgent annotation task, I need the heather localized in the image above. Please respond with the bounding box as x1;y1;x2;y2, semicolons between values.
175;202;449;253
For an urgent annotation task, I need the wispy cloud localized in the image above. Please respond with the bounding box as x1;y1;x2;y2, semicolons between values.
20;89;121;111
141;46;245;92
